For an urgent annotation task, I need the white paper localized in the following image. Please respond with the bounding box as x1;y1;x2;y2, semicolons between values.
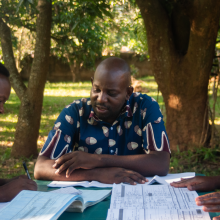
66;189;112;212
145;175;169;185
48;180;89;188
0;190;78;220
107;184;210;220
50;186;82;195
79;189;111;204
158;172;195;184
47;172;195;188
48;180;113;188
106;209;210;220
110;184;199;209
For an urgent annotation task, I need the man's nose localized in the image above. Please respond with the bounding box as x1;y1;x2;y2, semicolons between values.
97;92;107;103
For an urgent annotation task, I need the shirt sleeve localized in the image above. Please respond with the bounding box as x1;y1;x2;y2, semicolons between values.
141;98;171;154
39;103;79;159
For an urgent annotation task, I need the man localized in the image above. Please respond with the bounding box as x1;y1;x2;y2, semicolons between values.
34;57;171;185
0;63;37;202
171;176;220;219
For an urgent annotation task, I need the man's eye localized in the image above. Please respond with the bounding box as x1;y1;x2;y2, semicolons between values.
93;88;100;93
108;93;117;97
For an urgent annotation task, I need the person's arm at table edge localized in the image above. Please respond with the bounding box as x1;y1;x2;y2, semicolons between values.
55;151;170;177
90;151;170;176
34;156;96;181
170;176;220;191
0;179;9;186
36;150;170;180
34;155;148;184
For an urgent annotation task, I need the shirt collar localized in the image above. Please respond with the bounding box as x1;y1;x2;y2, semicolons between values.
89;99;133;121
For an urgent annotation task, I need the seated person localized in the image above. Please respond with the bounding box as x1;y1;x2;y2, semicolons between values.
171;176;220;219
34;57;171;185
0;63;37;202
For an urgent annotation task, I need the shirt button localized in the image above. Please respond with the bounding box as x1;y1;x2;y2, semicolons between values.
111;127;113;130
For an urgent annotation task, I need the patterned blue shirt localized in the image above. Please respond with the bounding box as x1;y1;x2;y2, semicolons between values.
40;92;171;159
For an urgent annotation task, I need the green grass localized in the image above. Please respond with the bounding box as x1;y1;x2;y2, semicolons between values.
0;76;220;179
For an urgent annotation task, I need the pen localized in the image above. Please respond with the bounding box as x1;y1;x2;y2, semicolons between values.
23;161;31;179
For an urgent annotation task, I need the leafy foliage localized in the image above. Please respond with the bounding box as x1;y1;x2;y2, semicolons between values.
170;146;220;176
50;0;112;67
101;0;148;56
0;0;112;68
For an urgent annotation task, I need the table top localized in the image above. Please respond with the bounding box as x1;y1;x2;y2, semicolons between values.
35;180;220;220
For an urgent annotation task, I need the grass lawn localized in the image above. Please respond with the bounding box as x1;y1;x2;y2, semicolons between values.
0;76;220;179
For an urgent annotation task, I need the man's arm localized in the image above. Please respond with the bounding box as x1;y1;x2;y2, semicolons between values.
170;176;220;191
34;151;169;184
53;150;169;177
34;155;148;185
0;176;37;202
0;179;8;186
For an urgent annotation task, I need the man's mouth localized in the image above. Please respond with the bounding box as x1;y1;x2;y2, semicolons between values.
96;105;108;113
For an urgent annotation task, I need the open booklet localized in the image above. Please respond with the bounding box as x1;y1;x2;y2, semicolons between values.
0;188;111;219
50;187;111;213
47;172;195;188
0;190;78;220
106;184;210;220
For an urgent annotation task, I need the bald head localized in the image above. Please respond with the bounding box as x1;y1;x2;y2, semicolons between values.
90;57;133;124
94;57;131;87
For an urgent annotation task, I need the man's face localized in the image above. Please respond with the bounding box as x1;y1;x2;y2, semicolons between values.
0;77;11;114
90;65;131;124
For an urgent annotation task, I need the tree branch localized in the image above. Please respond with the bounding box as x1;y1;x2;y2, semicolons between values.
0;17;26;100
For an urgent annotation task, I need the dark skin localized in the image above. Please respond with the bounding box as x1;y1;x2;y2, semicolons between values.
171;176;220;219
34;58;170;185
0;75;11;114
0;75;37;202
0;175;37;202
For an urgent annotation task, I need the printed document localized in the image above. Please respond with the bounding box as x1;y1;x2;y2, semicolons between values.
48;172;195;188
106;184;210;220
0;190;78;220
106;209;210;220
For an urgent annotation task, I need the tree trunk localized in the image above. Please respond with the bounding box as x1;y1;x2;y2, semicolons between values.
0;0;52;158
136;0;220;151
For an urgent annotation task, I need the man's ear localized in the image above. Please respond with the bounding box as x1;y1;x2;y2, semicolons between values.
126;86;133;100
91;77;94;85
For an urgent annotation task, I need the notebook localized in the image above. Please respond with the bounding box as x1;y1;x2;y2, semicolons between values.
51;187;112;213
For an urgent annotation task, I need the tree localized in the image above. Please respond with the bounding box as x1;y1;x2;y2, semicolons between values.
135;0;220;151
50;0;112;81
0;0;52;157
0;0;112;158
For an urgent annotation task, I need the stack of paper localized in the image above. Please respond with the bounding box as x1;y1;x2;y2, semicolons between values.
106;184;211;220
47;172;195;188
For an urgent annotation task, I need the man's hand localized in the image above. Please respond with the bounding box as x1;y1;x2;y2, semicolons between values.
170;176;220;191
53;151;101;177
95;167;148;185
0;175;37;202
195;192;220;220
